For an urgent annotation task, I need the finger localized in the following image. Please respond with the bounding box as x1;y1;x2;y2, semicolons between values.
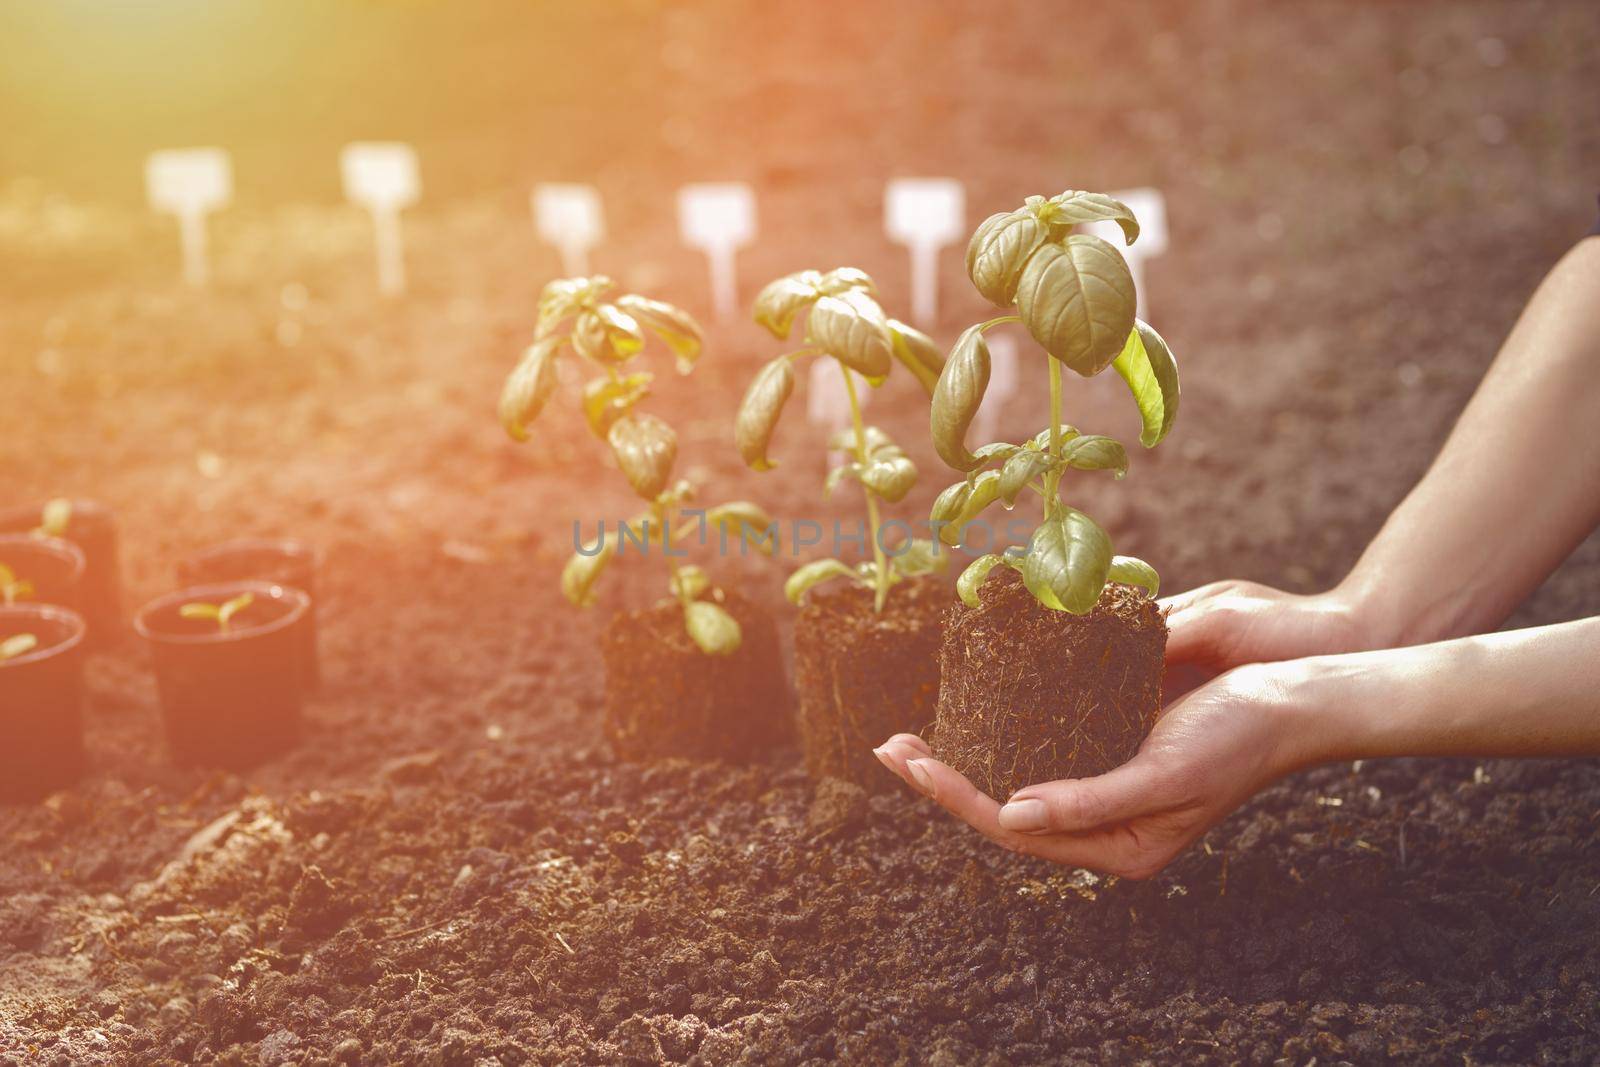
999;756;1172;834
873;736;931;788
1163;604;1238;671
906;758;1140;870
1156;581;1232;615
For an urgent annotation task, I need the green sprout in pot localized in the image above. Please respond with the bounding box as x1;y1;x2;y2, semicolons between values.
738;267;953;790
32;498;71;539
921;190;1182;801
930;191;1180;612
0;565;34;607
0;633;38;661
499;276;775;657
737;267;950;612
179;592;255;634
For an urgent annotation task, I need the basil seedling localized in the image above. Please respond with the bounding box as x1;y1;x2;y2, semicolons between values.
32;498;71;539
0;565;34;607
737;267;948;611
0;633;38;661
499;276;773;656
179;592;255;634
930;191;1180;613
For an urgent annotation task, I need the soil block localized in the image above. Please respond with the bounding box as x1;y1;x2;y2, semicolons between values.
134;581;311;769
793;574;947;791
0;499;121;644
932;566;1166;800
0;534;86;618
0;604;88;802
177;538;322;690
600;588;792;762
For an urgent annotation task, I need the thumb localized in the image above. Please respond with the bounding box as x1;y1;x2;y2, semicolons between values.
997;758;1166;834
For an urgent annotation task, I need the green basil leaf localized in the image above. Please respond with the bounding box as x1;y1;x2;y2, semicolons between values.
1016;235;1136;377
573;305;645;363
966;209;1048;306
537;275;609;339
1021;507;1112;614
784;558;859;604
670;564;711;601
753;270;823;339
615;294;703;374
581;371;653;439
859;446;917;503
498;337;563;443
971;441;1022;467
607;413;678;500
684;600;742;655
824;461;860;499
1108;554;1160;597
930;324;991;471
807;290;893;382
1044;190;1140;244
999;447;1056;506
735;357;795;471
0;633;38;661
930;479;972;526
178;602;222;622
562;541;615;607
1028;425;1079;451
37;498;72;538
890;538;949;578
1059;434;1129;478
939;469;1002;546
956;553;1005;608
1112;319;1181;447
818;267;876;296
702;501;777;555
886;318;944;394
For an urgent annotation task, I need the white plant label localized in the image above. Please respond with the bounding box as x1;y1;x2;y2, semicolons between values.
677;182;756;321
145;148;233;287
340;142;420;297
1083;186;1168;318
885;178;965;327
973;330;1019;445
533;183;604;277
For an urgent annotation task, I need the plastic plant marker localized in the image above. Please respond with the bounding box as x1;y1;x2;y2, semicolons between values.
677;182;756;321
972;330;1019;445
885;178;965;327
145;148;233;287
340;142;421;297
1083;187;1168;318
533;183;605;276
806;360;868;471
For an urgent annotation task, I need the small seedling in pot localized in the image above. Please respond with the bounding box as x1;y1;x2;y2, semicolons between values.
738;267;949;611
179;592;255;634
737;268;951;788
0;564;34;606
930;190;1179;611
500;275;777;656
0;633;37;661
500;276;793;763
922;190;1182;799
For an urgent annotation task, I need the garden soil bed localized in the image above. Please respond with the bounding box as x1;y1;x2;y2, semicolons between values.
3;3;1600;1063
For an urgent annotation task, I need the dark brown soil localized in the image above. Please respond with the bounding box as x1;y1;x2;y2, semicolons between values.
3;2;1600;1062
793;575;947;792
933;568;1167;800
601;589;793;763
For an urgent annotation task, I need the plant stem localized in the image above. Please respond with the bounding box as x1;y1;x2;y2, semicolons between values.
841;363;891;613
1044;357;1065;508
655;500;693;611
978;314;1022;333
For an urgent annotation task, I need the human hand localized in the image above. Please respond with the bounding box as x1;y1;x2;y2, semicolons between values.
874;662;1319;879
1162;580;1381;692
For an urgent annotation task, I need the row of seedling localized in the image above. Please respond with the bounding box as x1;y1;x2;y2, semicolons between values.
499;189;1182;797
0;509;324;802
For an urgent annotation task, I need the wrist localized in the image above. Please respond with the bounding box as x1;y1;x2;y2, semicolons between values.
1258;656;1366;773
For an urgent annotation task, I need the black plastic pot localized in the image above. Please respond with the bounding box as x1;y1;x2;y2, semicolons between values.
0;604;88;802
0;534;87;616
0;499;121;644
135;581;311;769
177;538;322;690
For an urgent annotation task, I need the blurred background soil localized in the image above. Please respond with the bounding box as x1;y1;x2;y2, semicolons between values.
2;1;1598;1062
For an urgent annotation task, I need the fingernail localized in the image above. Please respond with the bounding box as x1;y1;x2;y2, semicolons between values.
905;759;936;798
871;747;893;770
997;798;1048;832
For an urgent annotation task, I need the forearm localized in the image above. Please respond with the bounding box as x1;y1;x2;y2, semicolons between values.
1338;239;1600;646
1282;615;1600;767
